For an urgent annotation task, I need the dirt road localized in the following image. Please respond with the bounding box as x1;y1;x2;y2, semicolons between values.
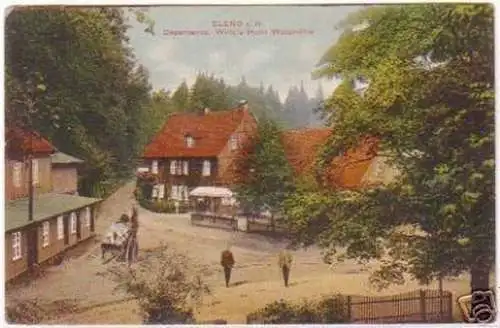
5;181;472;324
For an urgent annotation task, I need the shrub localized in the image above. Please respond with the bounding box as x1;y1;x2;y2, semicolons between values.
110;245;210;324
135;174;190;214
246;295;350;324
136;173;156;200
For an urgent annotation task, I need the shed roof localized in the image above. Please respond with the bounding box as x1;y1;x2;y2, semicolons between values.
6;127;55;155
51;151;84;164
6;193;102;232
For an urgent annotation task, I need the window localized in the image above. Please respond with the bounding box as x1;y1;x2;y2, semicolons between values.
183;161;189;175
170;160;176;175
158;184;165;199
42;221;50;247
12;231;22;261
202;160;211;176
32;159;39;185
178;186;187;200
171;185;179;200
186;135;194;148
57;216;64;240
230;134;238;150
12;161;22;188
171;185;187;200
184;186;189;200
152;185;159;198
176;161;183;175
151;160;159;174
85;207;91;227
70;212;77;234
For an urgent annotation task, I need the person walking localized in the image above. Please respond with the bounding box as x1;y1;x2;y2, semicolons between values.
220;247;235;287
278;248;293;287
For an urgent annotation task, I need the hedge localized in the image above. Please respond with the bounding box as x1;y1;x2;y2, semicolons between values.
246;295;350;324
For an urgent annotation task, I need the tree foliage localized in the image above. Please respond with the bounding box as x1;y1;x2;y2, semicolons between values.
5;7;154;197
235;118;295;216
110;245;210;324
287;4;494;291
282;82;325;128
247;295;349;324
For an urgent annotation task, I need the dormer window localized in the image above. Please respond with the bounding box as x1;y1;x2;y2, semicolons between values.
185;135;194;148
230;134;238;150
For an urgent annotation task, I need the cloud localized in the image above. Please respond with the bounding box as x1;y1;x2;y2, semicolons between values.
240;47;275;74
147;40;177;62
128;5;355;100
207;51;229;75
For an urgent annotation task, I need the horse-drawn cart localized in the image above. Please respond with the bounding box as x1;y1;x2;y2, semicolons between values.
101;221;138;265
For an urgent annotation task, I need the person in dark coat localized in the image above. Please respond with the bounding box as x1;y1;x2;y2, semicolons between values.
278;248;293;287
220;247;235;287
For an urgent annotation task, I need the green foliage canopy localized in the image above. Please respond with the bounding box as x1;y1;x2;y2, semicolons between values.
287;4;494;291
235;118;295;216
6;7;154;197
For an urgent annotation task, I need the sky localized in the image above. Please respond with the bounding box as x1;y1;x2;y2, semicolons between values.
127;5;362;102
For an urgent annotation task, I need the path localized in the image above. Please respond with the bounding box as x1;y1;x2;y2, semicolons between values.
5;180;472;324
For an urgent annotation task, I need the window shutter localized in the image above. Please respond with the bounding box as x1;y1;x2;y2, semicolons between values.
170;160;175;175
70;213;77;233
85;207;91;227
178;161;182;175
158;184;165;199
152;160;159;174
12;231;22;260
57;216;64;240
183;161;189;175
42;221;50;247
203;160;211;176
12;162;22;188
32;159;39;185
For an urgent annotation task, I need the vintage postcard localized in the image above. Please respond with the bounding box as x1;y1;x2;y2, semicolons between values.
3;2;496;325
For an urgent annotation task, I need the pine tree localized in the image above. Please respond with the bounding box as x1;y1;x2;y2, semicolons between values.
172;81;189;111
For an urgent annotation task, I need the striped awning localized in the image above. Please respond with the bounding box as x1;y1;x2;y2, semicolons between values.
189;186;233;198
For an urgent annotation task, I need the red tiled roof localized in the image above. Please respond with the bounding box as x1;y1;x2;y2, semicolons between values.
6;127;55;155
143;108;250;158
280;128;332;176
281;128;378;189
325;136;379;189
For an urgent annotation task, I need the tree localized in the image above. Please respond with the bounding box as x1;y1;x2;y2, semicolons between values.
188;73;230;112
235;119;295;223
171;81;190;111
6;7;154;197
286;4;494;293
139;88;177;150
110;245;210;324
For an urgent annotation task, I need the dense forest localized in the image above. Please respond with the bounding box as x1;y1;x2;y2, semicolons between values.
5;7;323;198
150;73;326;132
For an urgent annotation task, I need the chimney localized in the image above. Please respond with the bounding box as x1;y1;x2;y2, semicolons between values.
204;107;210;114
238;100;248;111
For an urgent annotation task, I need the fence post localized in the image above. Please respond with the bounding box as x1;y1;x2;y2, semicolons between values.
447;291;453;322
347;295;352;322
420;290;427;322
